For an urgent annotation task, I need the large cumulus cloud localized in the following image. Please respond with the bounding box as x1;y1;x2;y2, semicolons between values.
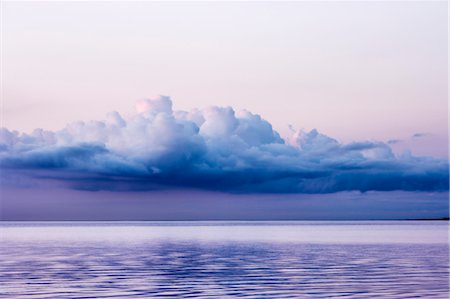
1;96;448;193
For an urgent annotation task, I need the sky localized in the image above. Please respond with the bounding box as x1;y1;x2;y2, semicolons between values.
0;1;448;220
2;1;448;156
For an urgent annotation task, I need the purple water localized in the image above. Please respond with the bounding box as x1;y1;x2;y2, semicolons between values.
1;221;448;298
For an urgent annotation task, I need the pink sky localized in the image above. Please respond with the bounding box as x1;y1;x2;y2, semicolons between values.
2;1;448;157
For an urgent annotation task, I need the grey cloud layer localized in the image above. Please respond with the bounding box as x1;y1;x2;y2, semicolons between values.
1;96;448;193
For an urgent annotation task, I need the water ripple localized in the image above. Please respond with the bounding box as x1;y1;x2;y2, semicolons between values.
0;223;448;298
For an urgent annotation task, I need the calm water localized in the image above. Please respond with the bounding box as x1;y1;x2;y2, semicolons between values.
0;221;448;298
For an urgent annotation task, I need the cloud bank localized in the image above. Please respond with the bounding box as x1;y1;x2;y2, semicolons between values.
1;96;448;193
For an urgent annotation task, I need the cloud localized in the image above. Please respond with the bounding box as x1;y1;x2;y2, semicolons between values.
387;139;403;145
1;96;448;193
412;133;430;138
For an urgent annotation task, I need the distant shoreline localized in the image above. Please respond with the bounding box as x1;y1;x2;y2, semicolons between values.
406;217;449;221
0;218;448;222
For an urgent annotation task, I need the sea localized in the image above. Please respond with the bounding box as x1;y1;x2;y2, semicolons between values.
0;221;448;298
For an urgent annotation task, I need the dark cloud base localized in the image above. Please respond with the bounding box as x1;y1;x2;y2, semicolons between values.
1;188;448;221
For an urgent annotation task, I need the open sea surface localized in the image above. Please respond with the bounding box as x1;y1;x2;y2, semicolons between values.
0;221;448;298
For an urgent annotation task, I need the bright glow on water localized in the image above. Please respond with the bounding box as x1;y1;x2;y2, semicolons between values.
1;221;448;298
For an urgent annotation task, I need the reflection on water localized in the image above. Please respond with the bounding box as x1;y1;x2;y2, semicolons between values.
0;221;448;298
